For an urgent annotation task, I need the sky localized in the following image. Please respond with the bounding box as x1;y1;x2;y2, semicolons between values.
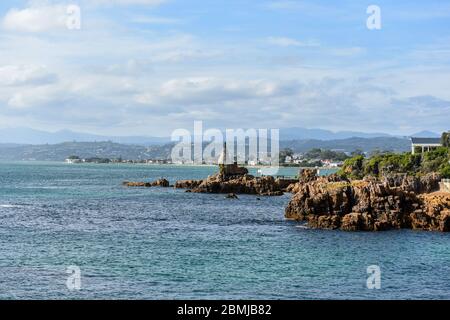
0;0;449;137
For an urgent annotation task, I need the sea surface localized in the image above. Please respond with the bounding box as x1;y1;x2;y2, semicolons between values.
0;162;448;300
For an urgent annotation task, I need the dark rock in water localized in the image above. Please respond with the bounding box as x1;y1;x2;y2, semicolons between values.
285;173;449;232
225;193;239;199
123;181;151;187
174;161;293;196
151;178;170;187
185;173;286;196
175;179;203;189
123;178;170;188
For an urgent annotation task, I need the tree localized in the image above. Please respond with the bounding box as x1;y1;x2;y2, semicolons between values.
339;155;365;179
440;164;450;178
442;132;450;148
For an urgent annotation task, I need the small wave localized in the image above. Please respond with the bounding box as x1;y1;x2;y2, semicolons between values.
295;224;310;229
0;204;22;208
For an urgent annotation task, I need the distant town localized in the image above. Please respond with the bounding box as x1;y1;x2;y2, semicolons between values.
65;147;358;168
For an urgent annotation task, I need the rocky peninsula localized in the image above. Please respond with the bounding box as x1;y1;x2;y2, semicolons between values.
285;171;449;232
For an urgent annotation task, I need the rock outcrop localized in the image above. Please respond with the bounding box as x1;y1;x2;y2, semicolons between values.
174;179;203;189
123;178;170;188
285;173;449;232
173;161;296;196
178;173;287;196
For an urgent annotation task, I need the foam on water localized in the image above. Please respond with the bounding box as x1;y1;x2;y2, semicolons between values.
0;204;21;208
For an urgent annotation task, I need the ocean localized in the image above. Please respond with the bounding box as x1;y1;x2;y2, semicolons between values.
0;162;448;299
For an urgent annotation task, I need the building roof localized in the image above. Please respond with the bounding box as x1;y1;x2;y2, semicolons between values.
411;137;442;144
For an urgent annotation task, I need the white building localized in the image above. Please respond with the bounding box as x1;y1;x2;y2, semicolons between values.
65;158;81;164
411;137;442;154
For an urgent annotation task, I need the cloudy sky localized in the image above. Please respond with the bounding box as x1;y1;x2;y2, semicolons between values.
0;0;449;137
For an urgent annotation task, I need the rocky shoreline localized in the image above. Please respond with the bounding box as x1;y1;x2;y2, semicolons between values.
285;171;449;232
124;167;450;232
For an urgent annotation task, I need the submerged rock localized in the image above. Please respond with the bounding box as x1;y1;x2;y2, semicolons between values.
285;173;449;232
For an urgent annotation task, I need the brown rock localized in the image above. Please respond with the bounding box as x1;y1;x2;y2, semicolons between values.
123;181;151;187
123;178;170;188
151;178;170;187
174;172;289;196
285;173;448;232
175;179;203;189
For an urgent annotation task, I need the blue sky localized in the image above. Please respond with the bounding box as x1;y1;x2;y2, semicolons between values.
0;0;449;136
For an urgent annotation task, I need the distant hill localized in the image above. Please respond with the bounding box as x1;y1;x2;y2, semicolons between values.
0;126;425;146
0;127;439;146
0;128;169;145
280;137;411;153
0;141;171;162
279;127;392;140
410;130;440;138
0;137;411;162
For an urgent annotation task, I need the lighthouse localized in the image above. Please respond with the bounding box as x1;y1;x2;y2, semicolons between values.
217;142;248;178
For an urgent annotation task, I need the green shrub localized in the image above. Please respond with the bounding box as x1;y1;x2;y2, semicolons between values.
339;147;449;179
440;164;450;178
339;155;365;179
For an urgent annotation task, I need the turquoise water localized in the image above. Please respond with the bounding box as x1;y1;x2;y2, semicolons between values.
0;162;448;300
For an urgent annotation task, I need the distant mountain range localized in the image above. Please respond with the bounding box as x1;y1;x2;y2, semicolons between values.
0;128;169;145
0;137;412;162
281;137;411;153
279;127;392;140
0;127;441;145
0;141;172;162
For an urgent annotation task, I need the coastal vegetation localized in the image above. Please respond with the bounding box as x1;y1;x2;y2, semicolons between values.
442;131;450;147
339;147;450;179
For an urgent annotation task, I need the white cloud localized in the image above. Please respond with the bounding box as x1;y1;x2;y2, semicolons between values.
135;77;299;106
6;86;56;109
0;0;449;136
1;0;167;33
0;65;57;86
2;4;68;32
